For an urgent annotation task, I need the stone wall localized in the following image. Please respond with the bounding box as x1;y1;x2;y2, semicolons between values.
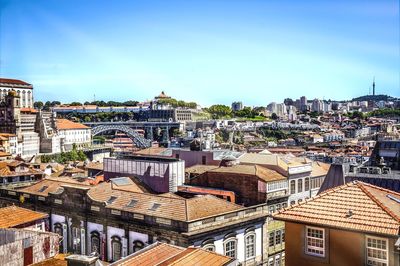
0;228;59;266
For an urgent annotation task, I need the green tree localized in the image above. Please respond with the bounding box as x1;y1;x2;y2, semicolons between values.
34;101;44;109
271;113;278;120
207;105;232;119
77;150;87;161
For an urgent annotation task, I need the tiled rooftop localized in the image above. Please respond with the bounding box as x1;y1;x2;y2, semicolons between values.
0;78;32;86
187;164;286;183
111;242;233;266
17;177;244;222
0;206;48;228
273;181;400;236
56;119;90;130
89;182;243;221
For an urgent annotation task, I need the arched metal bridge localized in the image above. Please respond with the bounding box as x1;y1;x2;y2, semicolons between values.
92;124;152;149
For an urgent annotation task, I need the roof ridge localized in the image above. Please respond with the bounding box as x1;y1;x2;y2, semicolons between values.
357;183;400;223
357;180;400;197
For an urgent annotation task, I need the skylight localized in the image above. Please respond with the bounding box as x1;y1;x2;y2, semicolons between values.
38;185;48;192
106;196;117;205
387;194;400;204
149;203;161;211
126;199;138;208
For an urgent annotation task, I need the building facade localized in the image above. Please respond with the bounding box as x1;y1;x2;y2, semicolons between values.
0;179;269;265
0;78;33;108
104;155;185;193
273;182;400;266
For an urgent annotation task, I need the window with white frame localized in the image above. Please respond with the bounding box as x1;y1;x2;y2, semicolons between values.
202;238;216;252
305;177;310;191
224;238;237;258
297;179;303;193
366;236;388;266
245;233;256;259
305;226;325;257
290;180;295;194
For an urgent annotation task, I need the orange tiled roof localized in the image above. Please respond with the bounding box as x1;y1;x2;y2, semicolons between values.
112;242;233;266
0;206;48;228
18;178;91;196
0;78;32;86
88;182;243;221
56;119;89;130
160;247;234;266
206;164;286;183
20;108;38;113
115;242;183;266
273;181;400;236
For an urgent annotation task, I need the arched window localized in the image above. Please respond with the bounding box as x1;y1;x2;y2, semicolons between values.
111;236;122;261
290;180;295;194
90;231;101;255
132;240;144;253
305;177;310;191
201;239;215;252
157;237;170;244
297;179;303;193
245;231;256;259
54;223;63;236
54;223;63;251
223;233;237;259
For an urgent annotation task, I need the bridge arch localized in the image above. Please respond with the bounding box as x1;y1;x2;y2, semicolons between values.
92;124;151;149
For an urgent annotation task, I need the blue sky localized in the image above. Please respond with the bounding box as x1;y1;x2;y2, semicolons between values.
0;0;399;106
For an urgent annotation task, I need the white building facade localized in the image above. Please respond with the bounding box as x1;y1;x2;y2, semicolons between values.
0;78;33;108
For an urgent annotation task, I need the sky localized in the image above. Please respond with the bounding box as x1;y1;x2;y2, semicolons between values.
0;0;399;106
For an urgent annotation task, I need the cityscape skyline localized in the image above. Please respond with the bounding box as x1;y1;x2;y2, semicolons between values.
1;0;399;105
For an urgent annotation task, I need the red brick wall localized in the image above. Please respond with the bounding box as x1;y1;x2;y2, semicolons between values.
189;172;266;206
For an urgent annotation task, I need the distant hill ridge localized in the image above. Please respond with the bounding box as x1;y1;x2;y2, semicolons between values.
351;94;398;102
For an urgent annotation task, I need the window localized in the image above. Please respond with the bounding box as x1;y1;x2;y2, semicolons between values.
269;205;275;214
245;233;256;259
202;156;207;165
275;230;281;245
269;232;275;247
111;236;122;261
290;180;295;194
305;177;310;191
274;254;281;266
202;239;215;252
305;226;325;257
224;238;237;258
133;240;144;253
126;199;138;208
366;236;388;266
106;196;117;205
297;179;303;193
203;244;215;252
90;231;100;255
290;200;295;205
149;203;161;211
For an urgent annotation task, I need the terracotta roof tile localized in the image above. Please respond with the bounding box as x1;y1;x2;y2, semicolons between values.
0;78;32;86
56;119;90;130
0;206;48;228
88;182;242;221
114;242;184;266
273;181;400;235
204;164;286;183
112;242;233;266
